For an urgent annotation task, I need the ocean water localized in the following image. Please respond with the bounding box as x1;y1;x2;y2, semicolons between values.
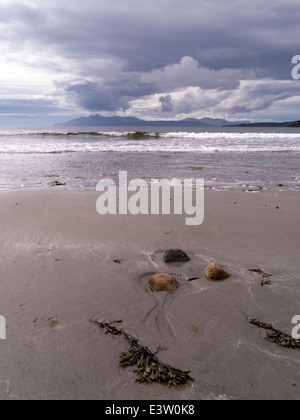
0;126;299;192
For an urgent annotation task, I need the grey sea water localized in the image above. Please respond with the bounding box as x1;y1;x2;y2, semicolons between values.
0;126;299;192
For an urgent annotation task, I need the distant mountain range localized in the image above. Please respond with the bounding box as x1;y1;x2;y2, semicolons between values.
54;115;249;127
54;114;300;128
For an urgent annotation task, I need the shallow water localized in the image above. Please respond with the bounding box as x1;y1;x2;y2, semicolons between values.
0;126;299;192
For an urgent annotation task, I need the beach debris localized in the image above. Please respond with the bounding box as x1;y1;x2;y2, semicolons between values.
113;259;123;264
190;324;200;335
249;268;272;277
204;263;231;281
249;268;273;285
49;181;66;187
250;319;300;349
260;279;272;286
47;317;59;326
90;319;195;387
148;273;179;292
164;249;191;263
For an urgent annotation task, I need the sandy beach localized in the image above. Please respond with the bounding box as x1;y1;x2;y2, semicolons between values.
0;188;299;400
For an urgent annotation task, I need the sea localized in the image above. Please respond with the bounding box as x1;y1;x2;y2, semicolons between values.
0;126;299;192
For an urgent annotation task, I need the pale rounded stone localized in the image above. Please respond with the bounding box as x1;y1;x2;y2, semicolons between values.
148;273;179;292
205;263;231;281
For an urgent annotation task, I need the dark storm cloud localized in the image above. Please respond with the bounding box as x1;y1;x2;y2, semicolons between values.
13;0;296;78
60;74;156;113
63;81;130;112
159;95;174;113
1;0;300;121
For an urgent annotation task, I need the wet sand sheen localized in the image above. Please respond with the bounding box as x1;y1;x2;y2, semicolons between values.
0;189;299;400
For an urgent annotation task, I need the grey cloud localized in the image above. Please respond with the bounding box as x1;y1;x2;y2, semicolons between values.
0;98;62;115
159;95;174;113
1;0;300;121
62;81;131;112
2;0;299;77
0;2;43;24
60;75;155;113
214;81;300;114
158;81;300;117
157;89;228;116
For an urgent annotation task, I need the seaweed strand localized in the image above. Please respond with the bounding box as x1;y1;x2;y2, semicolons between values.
90;319;195;388
250;319;300;349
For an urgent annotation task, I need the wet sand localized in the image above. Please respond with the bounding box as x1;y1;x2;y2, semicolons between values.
0;189;299;400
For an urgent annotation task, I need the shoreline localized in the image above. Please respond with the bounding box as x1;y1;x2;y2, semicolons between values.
0;128;299;194
0;181;298;194
0;188;299;400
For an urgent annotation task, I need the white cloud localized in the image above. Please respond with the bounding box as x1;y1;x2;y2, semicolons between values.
127;78;300;121
213;80;300;114
140;56;254;91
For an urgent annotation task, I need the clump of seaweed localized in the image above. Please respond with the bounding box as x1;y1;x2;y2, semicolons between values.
249;268;273;286
249;268;273;278
90;319;195;388
250;319;300;349
260;279;272;286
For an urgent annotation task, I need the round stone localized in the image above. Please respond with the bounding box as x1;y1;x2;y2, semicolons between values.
148;273;179;292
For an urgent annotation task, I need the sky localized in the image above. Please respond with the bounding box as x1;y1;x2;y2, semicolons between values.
0;0;300;125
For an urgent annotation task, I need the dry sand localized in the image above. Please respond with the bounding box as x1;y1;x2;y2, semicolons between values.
0;188;299;400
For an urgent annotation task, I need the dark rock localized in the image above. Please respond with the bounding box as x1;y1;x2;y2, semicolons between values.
164;249;190;263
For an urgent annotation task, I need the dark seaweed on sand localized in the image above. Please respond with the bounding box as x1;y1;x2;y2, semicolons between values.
90;319;195;388
249;268;273;286
249;268;273;278
250;320;300;349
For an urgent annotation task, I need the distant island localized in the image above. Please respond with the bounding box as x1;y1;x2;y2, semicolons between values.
55;115;249;127
55;115;300;128
229;120;300;128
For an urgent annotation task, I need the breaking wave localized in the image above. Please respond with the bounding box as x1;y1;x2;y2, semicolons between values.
0;130;299;154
